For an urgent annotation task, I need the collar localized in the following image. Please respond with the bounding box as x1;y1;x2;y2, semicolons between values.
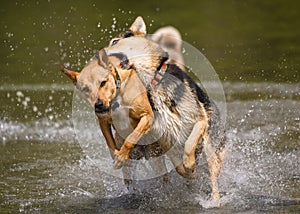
150;61;169;88
107;69;121;111
115;69;121;89
110;73;121;111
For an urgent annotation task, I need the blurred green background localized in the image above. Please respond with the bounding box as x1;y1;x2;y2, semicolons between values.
1;0;299;85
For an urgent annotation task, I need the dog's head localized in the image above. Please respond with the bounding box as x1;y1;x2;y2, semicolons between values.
105;16;168;74
106;16;185;70
108;16;147;47
61;49;129;116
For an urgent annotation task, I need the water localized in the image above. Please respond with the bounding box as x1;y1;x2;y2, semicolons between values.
1;1;300;84
1;0;300;213
1;82;299;213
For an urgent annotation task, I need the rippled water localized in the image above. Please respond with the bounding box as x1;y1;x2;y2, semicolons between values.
1;82;299;213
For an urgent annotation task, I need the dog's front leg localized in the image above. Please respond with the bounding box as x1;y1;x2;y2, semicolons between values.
97;117;118;159
114;114;152;169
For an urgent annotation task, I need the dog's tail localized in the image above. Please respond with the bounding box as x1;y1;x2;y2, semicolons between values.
151;26;185;71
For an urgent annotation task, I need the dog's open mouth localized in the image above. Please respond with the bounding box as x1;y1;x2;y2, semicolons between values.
95;107;110;115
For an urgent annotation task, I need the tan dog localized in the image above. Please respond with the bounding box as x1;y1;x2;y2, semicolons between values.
61;49;167;186
105;16;225;201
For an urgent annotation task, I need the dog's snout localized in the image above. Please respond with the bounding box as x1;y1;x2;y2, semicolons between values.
95;100;104;109
94;100;109;114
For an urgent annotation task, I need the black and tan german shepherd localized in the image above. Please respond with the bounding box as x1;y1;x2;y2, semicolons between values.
105;17;226;201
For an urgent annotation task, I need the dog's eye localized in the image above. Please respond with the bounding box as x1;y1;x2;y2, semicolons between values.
111;39;119;46
100;81;107;88
82;86;90;93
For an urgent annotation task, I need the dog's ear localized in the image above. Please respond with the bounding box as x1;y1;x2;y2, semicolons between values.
129;16;146;36
60;67;79;85
98;49;111;68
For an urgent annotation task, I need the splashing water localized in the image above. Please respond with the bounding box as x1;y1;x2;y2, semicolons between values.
1;82;299;212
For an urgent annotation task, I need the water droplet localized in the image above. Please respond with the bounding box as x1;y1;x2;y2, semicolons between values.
33;106;38;112
6;32;14;38
22;100;28;108
16;91;24;97
64;62;70;68
2;136;7;144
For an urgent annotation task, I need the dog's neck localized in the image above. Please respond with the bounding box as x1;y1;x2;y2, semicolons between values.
132;52;169;88
149;61;169;88
110;69;148;115
111;69;135;109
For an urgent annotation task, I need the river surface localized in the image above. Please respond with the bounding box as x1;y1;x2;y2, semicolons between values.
1;82;299;213
1;0;300;213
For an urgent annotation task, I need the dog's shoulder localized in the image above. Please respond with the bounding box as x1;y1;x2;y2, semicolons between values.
167;64;211;110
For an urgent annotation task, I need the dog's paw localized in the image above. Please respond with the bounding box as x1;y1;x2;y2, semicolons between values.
212;191;220;201
183;154;196;174
176;164;197;179
114;150;130;169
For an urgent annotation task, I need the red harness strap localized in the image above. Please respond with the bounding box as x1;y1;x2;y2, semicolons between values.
150;62;168;88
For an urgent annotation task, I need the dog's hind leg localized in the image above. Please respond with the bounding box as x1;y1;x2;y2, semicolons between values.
183;120;208;175
158;140;195;179
122;166;134;193
214;137;226;178
203;138;223;201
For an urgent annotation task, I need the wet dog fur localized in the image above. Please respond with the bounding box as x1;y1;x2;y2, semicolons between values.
105;16;226;201
61;50;168;186
60;24;189;188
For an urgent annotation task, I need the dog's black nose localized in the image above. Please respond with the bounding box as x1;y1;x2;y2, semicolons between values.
95;100;109;114
94;100;109;114
95;100;104;109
